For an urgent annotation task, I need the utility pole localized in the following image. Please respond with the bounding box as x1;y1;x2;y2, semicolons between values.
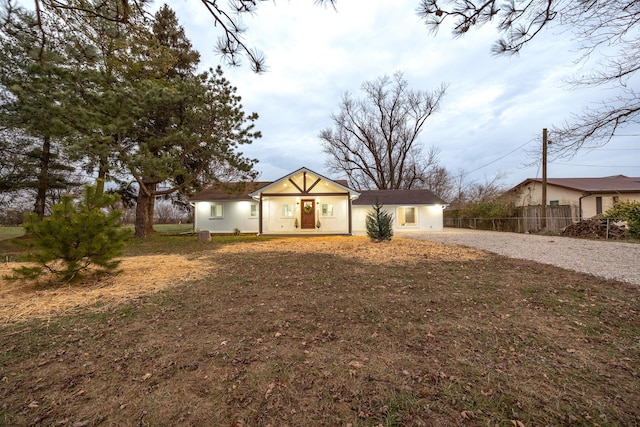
541;128;548;230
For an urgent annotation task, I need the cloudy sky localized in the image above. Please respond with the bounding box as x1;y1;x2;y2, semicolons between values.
171;0;639;188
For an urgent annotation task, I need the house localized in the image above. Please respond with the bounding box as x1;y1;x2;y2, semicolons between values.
509;175;640;219
351;189;447;234
190;167;447;235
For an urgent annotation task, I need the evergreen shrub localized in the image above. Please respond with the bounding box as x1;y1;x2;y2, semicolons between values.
12;182;130;283
366;201;393;242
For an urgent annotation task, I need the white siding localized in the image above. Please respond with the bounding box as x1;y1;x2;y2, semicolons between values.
261;197;298;234
194;200;259;233
352;204;444;234
316;197;350;234
261;196;351;234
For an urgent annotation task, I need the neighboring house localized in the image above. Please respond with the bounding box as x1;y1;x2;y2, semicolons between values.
190;167;447;235
509;175;640;219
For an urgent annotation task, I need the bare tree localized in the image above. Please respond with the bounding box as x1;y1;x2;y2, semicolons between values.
320;72;447;191
445;168;508;208
416;0;640;156
421;164;454;201
463;173;507;203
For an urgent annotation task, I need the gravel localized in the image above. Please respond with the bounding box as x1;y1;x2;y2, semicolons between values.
400;228;640;286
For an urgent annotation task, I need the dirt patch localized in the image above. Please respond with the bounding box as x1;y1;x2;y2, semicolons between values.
216;235;486;264
0;255;212;325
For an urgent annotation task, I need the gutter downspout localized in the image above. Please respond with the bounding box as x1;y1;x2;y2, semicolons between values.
578;192;591;220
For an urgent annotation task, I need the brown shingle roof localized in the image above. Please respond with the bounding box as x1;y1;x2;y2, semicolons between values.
189;182;271;201
191;182;447;206
515;175;640;193
353;189;446;206
190;178;352;201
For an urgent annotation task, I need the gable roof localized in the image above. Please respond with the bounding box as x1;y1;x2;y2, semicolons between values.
512;175;640;194
248;167;358;198
353;189;446;206
190;168;448;205
189;167;358;202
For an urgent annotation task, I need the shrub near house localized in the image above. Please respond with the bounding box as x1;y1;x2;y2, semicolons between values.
604;200;640;238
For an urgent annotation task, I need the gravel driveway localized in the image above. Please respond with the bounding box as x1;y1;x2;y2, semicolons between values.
400;228;640;286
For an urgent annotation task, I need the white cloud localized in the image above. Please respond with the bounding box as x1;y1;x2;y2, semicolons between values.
170;0;640;186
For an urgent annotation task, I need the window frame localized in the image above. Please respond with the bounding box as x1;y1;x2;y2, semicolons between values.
321;203;335;217
281;204;295;218
397;206;417;226
209;203;223;219
250;203;259;218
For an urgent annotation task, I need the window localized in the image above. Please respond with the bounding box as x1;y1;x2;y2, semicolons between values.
321;203;334;217
397;207;416;226
282;204;295;217
210;203;223;218
612;196;619;205
250;204;258;217
549;200;559;206
596;196;603;215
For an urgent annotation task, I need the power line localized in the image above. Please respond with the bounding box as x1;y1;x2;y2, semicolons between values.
554;162;640;168
461;138;535;176
586;148;640;151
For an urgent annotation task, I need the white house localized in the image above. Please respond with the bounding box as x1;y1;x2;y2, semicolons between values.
509;175;640;219
190;167;447;235
351;189;447;234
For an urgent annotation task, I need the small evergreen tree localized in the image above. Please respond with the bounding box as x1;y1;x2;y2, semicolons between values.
13;181;130;283
604;201;640;239
366;201;393;242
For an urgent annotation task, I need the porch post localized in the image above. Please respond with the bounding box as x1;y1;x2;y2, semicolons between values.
348;195;353;235
259;193;263;235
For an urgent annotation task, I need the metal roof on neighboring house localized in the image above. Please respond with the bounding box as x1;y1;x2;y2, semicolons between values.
353;189;446;206
512;175;640;193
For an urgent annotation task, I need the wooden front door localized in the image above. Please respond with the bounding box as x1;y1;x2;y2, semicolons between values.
301;199;315;229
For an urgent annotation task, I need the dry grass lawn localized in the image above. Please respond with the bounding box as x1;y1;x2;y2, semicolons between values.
0;237;484;325
0;255;213;325
0;235;638;426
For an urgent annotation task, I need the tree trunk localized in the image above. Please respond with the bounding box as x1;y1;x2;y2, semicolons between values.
96;158;108;196
134;190;151;238
33;135;51;219
146;182;156;235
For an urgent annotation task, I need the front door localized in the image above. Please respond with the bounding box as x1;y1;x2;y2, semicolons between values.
301;199;315;229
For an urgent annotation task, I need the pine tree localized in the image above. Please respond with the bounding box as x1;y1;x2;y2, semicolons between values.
13;181;130;283
365;201;394;242
0;6;83;218
124;6;259;238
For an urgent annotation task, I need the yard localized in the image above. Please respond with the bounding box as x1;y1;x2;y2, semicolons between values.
0;234;638;426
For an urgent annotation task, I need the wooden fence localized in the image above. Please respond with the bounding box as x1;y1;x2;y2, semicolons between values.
522;205;573;233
